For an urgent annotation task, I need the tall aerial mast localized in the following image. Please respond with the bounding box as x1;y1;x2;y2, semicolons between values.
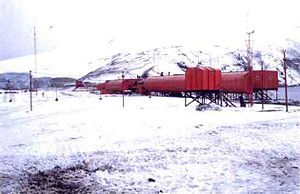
246;30;254;107
33;26;37;77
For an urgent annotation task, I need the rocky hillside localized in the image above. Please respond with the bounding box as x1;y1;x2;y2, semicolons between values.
1;40;299;89
81;42;300;86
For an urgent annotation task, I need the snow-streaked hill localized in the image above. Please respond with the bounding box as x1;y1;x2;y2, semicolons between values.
1;40;300;88
81;42;300;86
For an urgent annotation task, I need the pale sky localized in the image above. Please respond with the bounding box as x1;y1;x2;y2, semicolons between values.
1;0;300;61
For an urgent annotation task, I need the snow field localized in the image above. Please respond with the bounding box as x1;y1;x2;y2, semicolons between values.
0;91;299;193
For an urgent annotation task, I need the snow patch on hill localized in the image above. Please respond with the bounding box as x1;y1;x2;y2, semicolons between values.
81;44;300;86
1;40;300;87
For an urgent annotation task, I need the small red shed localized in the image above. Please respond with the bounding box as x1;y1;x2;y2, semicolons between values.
252;70;279;90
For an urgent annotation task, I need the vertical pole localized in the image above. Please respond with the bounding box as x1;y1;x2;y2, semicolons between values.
122;71;125;108
153;49;156;66
55;87;58;101
34;26;37;75
29;71;33;111
33;26;38;95
246;31;254;107
261;61;264;110
283;50;288;112
220;92;223;107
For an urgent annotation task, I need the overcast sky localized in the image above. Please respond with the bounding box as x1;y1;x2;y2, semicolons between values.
0;0;300;61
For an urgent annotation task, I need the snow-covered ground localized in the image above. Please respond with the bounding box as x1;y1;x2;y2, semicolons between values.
0;91;299;193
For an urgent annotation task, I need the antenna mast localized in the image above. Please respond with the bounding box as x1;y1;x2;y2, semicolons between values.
34;26;37;76
246;30;254;106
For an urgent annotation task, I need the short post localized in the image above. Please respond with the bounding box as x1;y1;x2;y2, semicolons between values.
55;87;58;101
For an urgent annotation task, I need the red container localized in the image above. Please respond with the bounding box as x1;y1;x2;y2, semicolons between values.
205;67;221;90
185;68;198;90
185;67;221;91
221;71;252;94
122;79;140;93
96;82;107;93
142;75;185;93
104;80;123;94
252;70;278;90
201;67;209;90
214;68;221;90
205;67;215;90
97;79;140;94
185;67;209;91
